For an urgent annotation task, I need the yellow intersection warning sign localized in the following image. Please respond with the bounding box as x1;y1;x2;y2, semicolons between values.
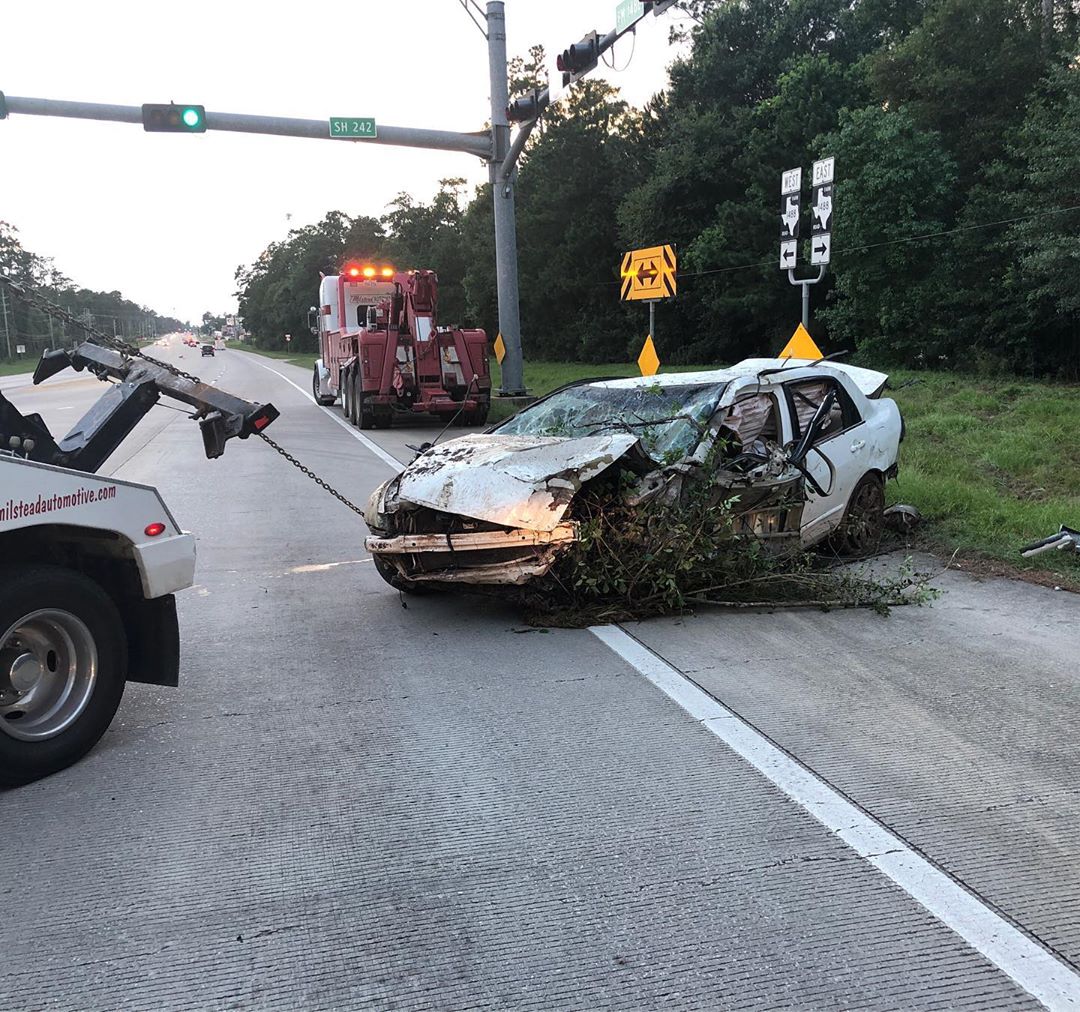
493;333;506;364
621;244;677;301
637;335;660;377
778;322;823;361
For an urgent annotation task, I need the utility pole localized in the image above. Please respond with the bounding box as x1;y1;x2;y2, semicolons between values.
486;1;525;396
0;285;12;358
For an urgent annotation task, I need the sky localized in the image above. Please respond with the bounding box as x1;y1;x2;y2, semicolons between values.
1;1;691;324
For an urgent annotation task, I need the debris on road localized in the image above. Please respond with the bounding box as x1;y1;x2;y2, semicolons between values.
884;503;922;533
1021;525;1080;558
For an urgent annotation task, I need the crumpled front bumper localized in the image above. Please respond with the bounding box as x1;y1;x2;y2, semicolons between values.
365;522;578;586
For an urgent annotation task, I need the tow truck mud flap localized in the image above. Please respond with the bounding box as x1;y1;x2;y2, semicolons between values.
124;594;180;687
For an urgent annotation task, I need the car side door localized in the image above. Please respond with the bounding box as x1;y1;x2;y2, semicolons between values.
782;376;871;545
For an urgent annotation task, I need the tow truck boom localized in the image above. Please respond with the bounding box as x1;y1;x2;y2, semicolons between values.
0;340;279;473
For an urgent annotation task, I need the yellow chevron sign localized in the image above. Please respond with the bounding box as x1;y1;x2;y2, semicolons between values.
620;244;677;301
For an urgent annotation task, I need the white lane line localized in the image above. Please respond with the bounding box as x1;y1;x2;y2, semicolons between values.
247;359;404;472
591;623;1080;1011
288;559;373;574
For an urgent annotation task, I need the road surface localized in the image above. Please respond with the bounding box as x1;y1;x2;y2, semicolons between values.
1;344;1078;1011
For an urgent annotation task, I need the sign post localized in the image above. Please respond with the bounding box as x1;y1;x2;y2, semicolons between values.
779;159;833;329
620;243;676;362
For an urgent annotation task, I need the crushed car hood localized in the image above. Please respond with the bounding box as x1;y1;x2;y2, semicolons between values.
391;433;642;532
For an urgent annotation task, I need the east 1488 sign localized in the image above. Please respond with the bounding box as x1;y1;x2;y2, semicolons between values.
810;157;834;265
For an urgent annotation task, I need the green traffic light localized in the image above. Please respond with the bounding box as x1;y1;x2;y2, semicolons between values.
181;107;202;129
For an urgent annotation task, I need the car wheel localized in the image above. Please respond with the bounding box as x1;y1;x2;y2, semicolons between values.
372;555;439;595
0;565;128;787
834;473;885;557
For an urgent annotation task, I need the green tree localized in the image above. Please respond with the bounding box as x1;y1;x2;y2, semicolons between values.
816;105;958;364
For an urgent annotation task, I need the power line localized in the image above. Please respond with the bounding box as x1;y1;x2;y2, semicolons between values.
604;201;1080;286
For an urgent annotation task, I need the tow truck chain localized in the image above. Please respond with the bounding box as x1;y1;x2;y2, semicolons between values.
2;273;370;518
0;273;204;385
255;431;368;517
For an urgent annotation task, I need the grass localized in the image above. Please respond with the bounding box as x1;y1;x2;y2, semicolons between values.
232;345;317;371
238;346;1080;585
0;359;34;377
885;370;1080;586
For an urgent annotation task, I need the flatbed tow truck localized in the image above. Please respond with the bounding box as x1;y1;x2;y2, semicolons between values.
0;335;278;786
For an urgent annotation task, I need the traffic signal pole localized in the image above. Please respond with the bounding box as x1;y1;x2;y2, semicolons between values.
0;94;491;158
485;1;525;396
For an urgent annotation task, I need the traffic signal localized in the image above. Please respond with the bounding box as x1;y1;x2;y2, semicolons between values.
507;92;541;123
141;103;206;133
556;31;599;82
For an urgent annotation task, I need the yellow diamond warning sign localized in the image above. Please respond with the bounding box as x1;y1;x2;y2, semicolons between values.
621;244;677;302
778;322;823;361
493;333;506;365
637;335;661;377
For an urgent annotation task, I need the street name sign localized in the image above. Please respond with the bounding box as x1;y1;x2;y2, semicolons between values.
616;0;646;33
621;244;677;301
329;117;378;139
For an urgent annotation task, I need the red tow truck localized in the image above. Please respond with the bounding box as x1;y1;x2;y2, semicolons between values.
309;266;491;429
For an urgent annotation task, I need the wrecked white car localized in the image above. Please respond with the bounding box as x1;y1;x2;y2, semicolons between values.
364;358;903;590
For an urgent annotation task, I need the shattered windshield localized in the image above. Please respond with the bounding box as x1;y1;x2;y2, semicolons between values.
495;381;728;461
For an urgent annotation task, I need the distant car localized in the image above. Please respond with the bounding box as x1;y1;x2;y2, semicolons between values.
200;344;215;357
364;358;904;591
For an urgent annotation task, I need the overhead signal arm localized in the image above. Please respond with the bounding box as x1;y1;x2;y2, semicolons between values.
506;1;679;125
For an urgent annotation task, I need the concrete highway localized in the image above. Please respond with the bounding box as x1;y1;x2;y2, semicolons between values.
1;343;1078;1011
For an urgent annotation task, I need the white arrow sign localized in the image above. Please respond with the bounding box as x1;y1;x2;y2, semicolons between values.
779;240;797;271
811;233;831;265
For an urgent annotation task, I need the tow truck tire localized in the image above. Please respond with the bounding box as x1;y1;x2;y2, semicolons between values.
349;373;362;427
355;375;377;430
312;365;335;406
0;565;127;788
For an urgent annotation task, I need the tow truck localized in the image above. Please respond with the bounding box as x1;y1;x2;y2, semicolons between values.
0;338;278;786
309;266;491;428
